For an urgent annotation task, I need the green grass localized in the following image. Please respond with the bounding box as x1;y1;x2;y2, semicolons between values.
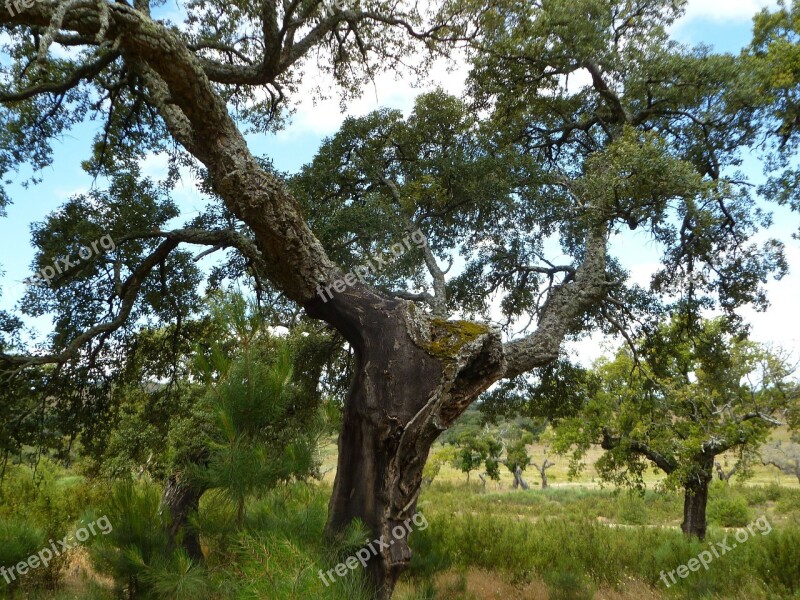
3;456;800;599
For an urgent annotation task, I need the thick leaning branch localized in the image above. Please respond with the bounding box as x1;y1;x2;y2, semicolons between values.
500;228;609;378
600;428;678;474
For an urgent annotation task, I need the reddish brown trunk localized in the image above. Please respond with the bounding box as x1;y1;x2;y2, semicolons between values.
681;456;714;540
307;288;503;599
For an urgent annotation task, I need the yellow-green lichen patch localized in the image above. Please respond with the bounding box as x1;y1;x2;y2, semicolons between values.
423;319;488;359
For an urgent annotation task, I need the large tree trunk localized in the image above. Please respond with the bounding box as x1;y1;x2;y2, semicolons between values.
681;456;714;540
161;473;206;562
310;290;504;599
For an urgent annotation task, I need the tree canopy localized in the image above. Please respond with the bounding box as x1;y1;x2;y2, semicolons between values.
2;0;800;595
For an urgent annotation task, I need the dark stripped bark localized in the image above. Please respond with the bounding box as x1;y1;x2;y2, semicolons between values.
681;455;714;540
161;473;207;562
307;286;505;599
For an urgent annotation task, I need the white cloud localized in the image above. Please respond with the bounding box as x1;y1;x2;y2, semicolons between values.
738;244;800;353
681;0;778;23
276;52;470;140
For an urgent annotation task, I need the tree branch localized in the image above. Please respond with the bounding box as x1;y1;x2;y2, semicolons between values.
0;49;119;102
601;428;678;474
501;228;609;378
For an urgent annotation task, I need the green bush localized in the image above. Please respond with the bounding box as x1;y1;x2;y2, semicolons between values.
0;517;46;595
88;480;210;599
708;495;752;527
757;527;800;597
616;492;648;525
545;567;595;600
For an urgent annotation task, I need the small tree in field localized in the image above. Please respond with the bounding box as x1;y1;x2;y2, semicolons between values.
453;441;482;483
555;317;797;540
505;438;532;490
167;295;323;554
452;433;502;487
531;454;556;490
761;438;800;484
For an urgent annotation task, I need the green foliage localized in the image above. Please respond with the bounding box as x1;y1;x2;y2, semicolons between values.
615;492;648;526
545;567;595;600
422;446;455;486
708;489;753;527
0;517;46;594
450;433;503;483
139;550;211;600
759;526;800;597
0;459;102;593
554;317;797;494
182;293;323;525
88;480;178;597
195;483;382;600
504;439;531;473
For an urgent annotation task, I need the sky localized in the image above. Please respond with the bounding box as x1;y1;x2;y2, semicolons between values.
0;0;796;364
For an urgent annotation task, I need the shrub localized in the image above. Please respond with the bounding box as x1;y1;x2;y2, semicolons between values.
0;517;46;594
545;567;595;600
88;480;211;599
616;492;648;525
757;527;800;597
708;495;752;527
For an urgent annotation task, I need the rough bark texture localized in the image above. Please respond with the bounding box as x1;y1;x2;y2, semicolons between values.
161;473;206;561
512;465;530;490
307;288;504;599
681;456;714;540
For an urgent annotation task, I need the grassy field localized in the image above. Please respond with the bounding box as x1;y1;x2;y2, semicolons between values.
2;429;799;600
318;427;800;491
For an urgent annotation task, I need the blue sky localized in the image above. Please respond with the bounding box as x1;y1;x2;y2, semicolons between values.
1;0;796;361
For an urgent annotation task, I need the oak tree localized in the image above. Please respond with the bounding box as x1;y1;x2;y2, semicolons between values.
1;0;798;596
554;318;797;540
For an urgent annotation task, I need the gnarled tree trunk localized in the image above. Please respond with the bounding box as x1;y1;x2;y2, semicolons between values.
681;455;714;540
161;473;207;562
512;465;530;490
310;290;504;599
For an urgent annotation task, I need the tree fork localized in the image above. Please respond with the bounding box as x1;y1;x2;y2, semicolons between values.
306;287;504;599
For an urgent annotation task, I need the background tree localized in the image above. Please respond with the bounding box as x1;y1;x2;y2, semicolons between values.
505;438;532;491
761;437;800;484
554;317;797;539
451;432;501;487
453;440;482;484
531;455;556;490
715;461;739;485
